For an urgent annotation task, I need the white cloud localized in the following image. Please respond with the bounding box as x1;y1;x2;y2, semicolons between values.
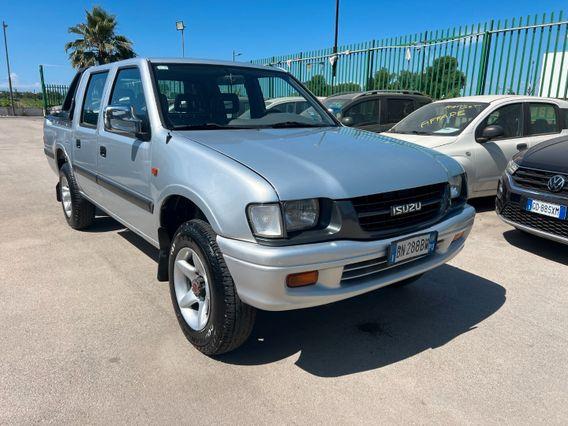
0;72;41;91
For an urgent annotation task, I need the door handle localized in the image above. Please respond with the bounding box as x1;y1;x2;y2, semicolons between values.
99;146;107;158
75;139;81;148
516;143;528;151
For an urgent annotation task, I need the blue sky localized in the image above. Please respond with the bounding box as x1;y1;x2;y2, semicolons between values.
1;0;565;90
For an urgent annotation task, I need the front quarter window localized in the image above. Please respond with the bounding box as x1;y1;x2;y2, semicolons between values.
390;102;489;136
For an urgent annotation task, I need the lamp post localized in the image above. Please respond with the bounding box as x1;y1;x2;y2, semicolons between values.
2;21;15;116
331;0;340;93
232;50;242;62
176;21;186;57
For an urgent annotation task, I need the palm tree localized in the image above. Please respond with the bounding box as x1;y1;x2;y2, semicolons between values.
65;6;135;68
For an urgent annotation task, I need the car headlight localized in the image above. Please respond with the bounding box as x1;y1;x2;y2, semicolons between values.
247;199;320;238
506;159;519;175
283;199;319;231
449;174;464;199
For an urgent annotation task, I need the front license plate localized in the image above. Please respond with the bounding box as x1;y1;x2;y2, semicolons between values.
525;199;567;220
388;232;437;265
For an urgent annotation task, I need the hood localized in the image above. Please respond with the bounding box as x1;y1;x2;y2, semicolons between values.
518;135;568;174
380;132;458;149
176;127;457;200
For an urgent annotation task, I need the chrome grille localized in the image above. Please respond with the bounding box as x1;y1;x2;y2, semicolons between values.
351;183;448;235
512;167;568;196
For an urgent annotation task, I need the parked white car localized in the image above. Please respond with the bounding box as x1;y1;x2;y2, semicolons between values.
384;95;568;198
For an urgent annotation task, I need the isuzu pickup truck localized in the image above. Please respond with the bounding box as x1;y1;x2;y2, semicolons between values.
44;58;475;355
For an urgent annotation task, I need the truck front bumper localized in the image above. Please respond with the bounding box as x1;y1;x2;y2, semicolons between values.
217;205;475;311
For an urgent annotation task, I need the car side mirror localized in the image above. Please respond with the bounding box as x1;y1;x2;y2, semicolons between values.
477;124;504;143
341;116;354;126
104;105;149;141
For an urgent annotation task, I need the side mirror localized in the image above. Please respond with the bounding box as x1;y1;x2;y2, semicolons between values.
477;124;504;143
104;105;149;140
341;116;354;126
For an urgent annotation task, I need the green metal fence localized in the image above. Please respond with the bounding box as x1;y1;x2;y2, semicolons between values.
251;11;568;100
40;11;568;110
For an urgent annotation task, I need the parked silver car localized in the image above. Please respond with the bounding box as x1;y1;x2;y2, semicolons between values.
44;58;475;355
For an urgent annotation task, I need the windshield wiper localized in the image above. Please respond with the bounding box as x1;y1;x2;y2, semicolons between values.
172;123;251;130
267;121;329;128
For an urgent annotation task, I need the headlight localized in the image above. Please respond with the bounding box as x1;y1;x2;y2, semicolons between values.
449;174;463;199
247;199;320;238
247;204;283;238
506;159;519;175
283;199;319;231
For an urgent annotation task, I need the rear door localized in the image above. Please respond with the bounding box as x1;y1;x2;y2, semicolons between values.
523;102;567;147
73;70;109;199
96;66;153;230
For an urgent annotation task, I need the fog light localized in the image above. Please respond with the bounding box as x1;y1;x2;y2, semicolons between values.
452;231;465;242
286;271;318;288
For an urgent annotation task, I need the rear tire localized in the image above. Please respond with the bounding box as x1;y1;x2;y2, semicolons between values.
59;163;95;230
169;219;255;355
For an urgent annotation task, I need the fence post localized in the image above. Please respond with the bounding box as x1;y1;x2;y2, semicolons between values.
476;20;494;95
39;64;48;115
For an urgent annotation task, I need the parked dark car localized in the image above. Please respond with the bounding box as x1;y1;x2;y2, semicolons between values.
323;90;432;133
496;135;568;245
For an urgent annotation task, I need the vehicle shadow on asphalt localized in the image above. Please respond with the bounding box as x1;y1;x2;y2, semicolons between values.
503;229;568;265
468;196;496;213
218;266;506;377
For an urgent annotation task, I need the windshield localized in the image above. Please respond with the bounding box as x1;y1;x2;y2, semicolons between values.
390;102;489;136
152;63;336;130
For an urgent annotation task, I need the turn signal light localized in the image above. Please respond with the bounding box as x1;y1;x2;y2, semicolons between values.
286;271;319;288
452;231;465;242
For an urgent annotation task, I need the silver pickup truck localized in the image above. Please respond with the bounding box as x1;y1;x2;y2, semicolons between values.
44;58;475;355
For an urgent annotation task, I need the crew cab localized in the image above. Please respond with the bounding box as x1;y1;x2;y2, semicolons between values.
44;58;475;355
384;95;568;198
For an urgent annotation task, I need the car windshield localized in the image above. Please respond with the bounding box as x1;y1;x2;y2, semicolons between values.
152;63;336;130
389;101;489;136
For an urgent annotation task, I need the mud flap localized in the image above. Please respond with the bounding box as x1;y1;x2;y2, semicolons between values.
157;227;170;282
56;182;61;202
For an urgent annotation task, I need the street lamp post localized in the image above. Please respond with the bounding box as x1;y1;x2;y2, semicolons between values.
2;21;15;116
331;0;340;93
232;50;242;62
176;21;186;57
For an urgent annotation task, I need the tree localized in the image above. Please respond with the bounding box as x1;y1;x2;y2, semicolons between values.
367;68;393;90
65;6;135;68
423;56;466;99
333;82;361;94
304;74;329;96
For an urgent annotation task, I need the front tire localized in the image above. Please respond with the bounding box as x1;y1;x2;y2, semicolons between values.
169;220;255;355
59;163;95;230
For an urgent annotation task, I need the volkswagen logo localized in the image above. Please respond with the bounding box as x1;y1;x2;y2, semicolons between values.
547;175;566;193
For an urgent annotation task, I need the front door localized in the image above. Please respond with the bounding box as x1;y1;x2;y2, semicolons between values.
471;102;527;195
72;71;109;199
96;66;153;235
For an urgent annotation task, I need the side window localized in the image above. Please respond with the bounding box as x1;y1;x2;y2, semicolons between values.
109;67;148;123
81;72;109;127
385;98;415;123
563;109;568;130
527;103;559;135
295;101;309;114
61;71;83;118
482;103;523;139
345;100;380;126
